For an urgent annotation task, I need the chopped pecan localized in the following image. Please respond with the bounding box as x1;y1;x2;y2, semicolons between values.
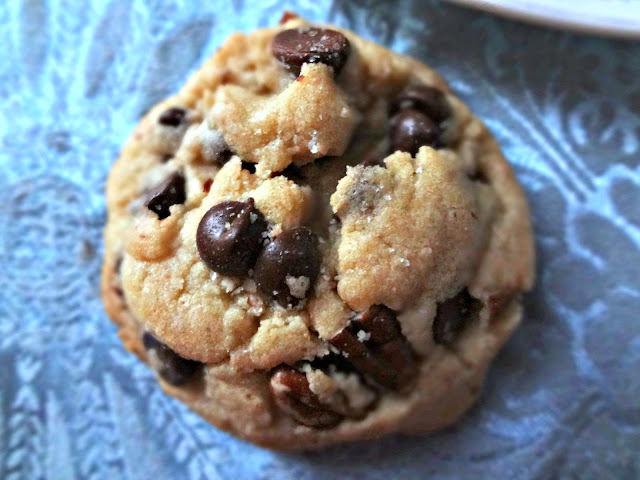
329;305;417;390
270;365;342;429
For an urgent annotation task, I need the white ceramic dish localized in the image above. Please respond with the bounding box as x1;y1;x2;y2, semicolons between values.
447;0;640;39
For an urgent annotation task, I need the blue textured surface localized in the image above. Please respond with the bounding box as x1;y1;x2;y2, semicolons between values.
1;1;639;478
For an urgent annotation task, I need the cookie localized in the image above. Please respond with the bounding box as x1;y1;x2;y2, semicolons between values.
101;12;535;450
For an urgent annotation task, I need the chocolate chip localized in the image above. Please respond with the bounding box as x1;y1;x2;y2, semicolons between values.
254;227;320;307
114;256;123;274
240;161;256;174
202;178;213;193
196;199;268;277
433;289;481;345
360;158;384;168
158;107;187;127
142;332;200;386
390;85;450;124
145;172;186;220
329;306;417;390
389;109;442;156
359;149;385;168
271;164;305;183
203;130;234;166
270;365;342;428
208;147;233;167
113;256;124;298
272;27;350;76
468;169;489;184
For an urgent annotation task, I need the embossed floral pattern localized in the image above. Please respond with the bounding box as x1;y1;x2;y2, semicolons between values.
0;0;638;478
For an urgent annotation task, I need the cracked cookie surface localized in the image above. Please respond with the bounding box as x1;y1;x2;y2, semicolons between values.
101;13;534;450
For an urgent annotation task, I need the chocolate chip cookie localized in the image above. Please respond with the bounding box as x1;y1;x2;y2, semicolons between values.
101;13;535;450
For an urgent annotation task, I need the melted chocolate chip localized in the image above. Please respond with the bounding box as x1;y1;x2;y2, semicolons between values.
254;227;320;307
142;332;200;386
158;107;187;127
196;199;268;277
270;365;342;428
271;27;350;76
329;306;417;390
145;172;186;220
433;289;481;345
390;85;450;124
389;109;442;156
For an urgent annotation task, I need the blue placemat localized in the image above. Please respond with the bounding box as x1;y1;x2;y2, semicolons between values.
1;1;639;478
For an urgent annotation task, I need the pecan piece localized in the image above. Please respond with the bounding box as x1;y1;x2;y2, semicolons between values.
270;365;342;428
329;305;417;390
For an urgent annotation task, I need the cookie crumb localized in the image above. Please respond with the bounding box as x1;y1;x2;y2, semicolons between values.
308;132;320;154
285;275;311;299
356;330;371;342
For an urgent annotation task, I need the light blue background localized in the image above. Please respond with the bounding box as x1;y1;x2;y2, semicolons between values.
1;1;639;478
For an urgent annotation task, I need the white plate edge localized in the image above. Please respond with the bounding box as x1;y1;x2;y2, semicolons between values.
447;0;640;40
